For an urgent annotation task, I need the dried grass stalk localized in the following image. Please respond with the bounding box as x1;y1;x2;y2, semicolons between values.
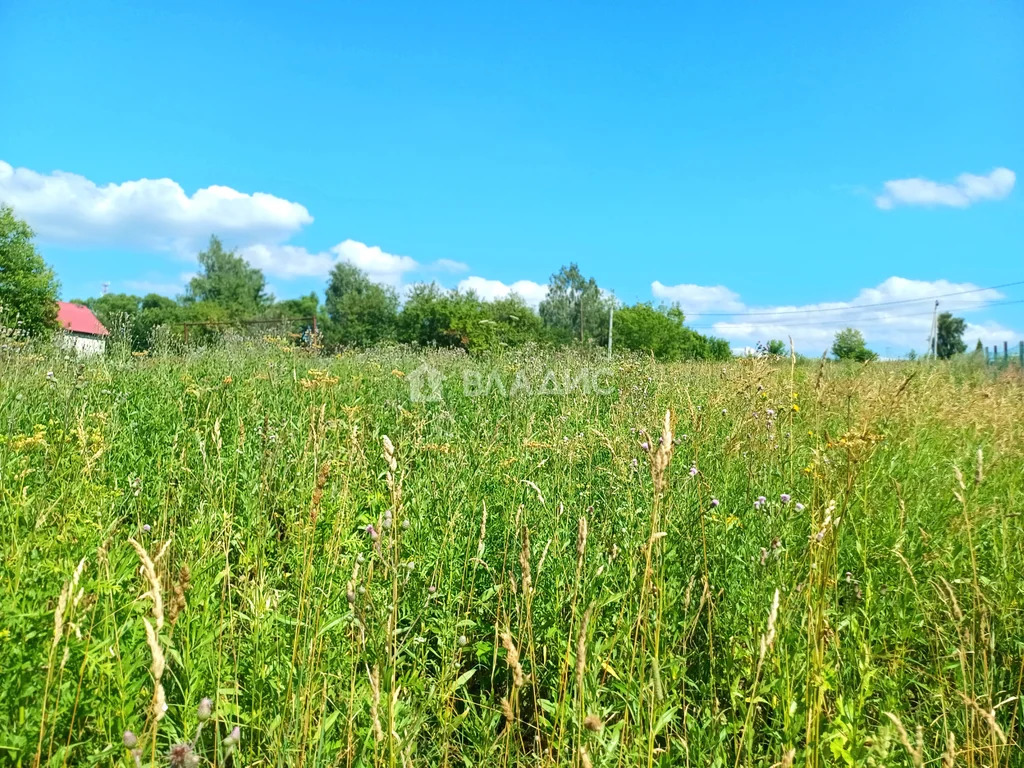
129;538;165;631
500;632;524;688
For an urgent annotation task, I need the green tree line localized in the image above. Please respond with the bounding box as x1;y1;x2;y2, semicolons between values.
1;206;732;360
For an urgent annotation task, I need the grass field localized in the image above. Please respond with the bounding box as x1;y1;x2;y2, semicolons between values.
1;343;1022;767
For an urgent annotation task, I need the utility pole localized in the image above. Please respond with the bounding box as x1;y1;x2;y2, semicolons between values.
579;288;585;343
929;300;939;358
607;306;614;356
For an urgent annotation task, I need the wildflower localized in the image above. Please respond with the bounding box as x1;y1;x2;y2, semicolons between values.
168;742;197;768
402;518;410;529
795;503;805;512
365;524;379;542
780;493;791;504
689;465;698;477
757;496;766;504
640;441;650;452
722;408;728;415
197;697;213;721
814;530;825;543
710;498;720;508
458;635;468;647
771;537;781;549
428;585;437;594
223;726;241;747
346;588;356;604
142;524;151;533
792;404;800;412
123;731;138;748
754;500;762;510
766;408;775;417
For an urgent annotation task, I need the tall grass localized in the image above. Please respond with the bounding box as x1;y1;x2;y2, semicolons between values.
0;342;1021;766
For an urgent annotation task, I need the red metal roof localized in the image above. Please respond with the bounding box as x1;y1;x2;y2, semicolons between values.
57;302;109;336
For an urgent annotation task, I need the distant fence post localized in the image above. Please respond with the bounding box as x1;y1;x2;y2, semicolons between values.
1005;341;1009;362
1019;341;1023;366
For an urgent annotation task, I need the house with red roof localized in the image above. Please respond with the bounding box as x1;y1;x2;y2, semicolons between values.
56;301;109;356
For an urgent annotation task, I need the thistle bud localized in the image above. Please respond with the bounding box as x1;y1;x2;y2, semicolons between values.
197;697;213;721
123;731;138;748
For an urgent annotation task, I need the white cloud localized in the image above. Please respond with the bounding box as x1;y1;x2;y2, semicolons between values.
651;281;744;317
875;167;1015;209
0;160;311;251
433;258;469;273
123;272;196;297
0;160;479;289
650;276;1017;355
240;240;421;286
457;276;549;308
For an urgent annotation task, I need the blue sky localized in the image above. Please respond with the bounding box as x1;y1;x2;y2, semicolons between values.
1;0;1022;354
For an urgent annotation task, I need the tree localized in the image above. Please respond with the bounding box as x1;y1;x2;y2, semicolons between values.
0;205;60;335
936;312;967;360
765;339;787;356
79;292;143;332
397;283;455;347
831;328;876;362
539;263;612;344
613;303;732;361
72;292;183;350
324;263;398;347
184;236;270;314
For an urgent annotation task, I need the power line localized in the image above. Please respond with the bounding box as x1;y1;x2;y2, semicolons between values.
688;298;1024;330
685;279;1024;317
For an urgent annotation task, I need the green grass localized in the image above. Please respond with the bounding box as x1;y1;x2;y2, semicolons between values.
1;343;1022;767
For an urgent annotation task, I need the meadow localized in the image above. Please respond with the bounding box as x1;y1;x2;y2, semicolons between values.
1;341;1022;767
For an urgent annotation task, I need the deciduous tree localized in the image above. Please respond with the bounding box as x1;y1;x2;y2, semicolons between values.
0;205;60;335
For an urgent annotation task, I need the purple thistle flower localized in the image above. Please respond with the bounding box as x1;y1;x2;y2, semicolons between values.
757;496;766;504
780;493;791;504
168;742;195;768
766;408;775;417
689;465;698;477
640;441;650;452
754;501;762;510
795;502;805;512
142;524;151;533
123;731;137;749
710;498;720;508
